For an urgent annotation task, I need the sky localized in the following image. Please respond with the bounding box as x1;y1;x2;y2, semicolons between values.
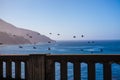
0;0;120;40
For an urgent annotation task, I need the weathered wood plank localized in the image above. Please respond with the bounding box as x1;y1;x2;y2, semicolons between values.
0;61;3;78
0;54;120;80
88;62;95;80
45;59;55;80
103;63;112;80
6;61;12;79
61;61;67;80
74;62;81;80
15;61;21;79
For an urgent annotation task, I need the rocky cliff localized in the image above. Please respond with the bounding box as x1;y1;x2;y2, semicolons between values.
0;19;54;45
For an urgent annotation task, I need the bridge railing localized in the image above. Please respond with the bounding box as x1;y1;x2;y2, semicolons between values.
0;54;120;80
0;54;29;80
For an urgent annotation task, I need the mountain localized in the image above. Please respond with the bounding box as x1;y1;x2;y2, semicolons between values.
0;19;54;45
0;32;31;45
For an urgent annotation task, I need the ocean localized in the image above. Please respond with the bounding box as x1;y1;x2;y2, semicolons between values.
0;40;120;80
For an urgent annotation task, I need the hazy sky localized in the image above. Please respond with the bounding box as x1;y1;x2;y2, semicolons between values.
0;0;120;40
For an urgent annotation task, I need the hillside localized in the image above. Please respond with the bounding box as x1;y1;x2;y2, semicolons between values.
0;19;54;45
0;32;31;45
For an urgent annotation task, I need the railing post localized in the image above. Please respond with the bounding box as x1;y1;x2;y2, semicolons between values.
88;62;95;80
0;60;3;79
25;61;28;80
6;61;12;79
27;54;46;80
103;62;112;80
61;60;67;80
45;59;55;80
15;61;21;79
74;62;81;80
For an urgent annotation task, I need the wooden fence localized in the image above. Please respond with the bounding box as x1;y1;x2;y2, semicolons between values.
0;54;120;80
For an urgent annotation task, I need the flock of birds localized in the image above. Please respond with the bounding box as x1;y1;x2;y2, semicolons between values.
49;32;84;38
17;33;103;53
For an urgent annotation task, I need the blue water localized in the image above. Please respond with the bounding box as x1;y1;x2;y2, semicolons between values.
0;40;120;80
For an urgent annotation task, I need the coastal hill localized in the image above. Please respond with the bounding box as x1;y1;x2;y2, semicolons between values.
0;19;54;45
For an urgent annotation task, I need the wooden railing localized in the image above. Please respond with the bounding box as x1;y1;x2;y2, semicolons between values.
0;54;120;80
0;54;29;80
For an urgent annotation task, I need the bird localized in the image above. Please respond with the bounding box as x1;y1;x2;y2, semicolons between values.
26;34;29;36
13;35;16;37
100;48;103;52
57;34;60;36
81;35;84;38
49;33;52;35
37;33;40;35
19;46;23;48
88;41;90;43
33;46;37;49
29;36;32;38
91;51;93;54
0;43;3;45
80;49;84;51
73;36;76;38
48;41;51;43
48;47;51;50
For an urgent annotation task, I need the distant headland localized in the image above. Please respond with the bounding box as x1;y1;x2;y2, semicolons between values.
0;19;55;45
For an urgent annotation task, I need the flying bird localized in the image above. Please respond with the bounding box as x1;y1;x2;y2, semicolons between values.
48;47;51;50
57;34;60;36
48;41;51;43
37;33;40;35
33;46;37;49
88;41;90;43
19;46;23;48
100;48;103;52
26;34;29;36
81;35;84;38
73;36;76;38
29;36;32;38
49;33;52;35
13;35;16;37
